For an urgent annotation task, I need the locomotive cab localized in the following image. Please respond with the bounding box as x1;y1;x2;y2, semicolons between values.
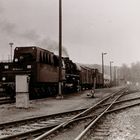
14;47;36;63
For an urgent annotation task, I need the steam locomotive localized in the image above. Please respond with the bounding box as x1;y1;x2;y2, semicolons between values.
0;46;103;99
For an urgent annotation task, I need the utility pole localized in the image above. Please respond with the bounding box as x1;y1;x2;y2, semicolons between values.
102;52;107;87
110;61;113;86
114;66;117;86
9;42;14;62
57;0;63;99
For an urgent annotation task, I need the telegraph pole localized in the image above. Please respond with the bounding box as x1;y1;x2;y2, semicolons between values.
57;0;63;99
102;52;107;87
114;66;116;86
110;61;113;86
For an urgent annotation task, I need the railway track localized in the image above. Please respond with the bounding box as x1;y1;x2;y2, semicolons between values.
0;87;139;140
74;97;140;140
0;98;14;105
34;87;140;140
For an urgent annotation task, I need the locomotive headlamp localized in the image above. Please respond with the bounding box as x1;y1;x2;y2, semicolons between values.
20;56;24;60
15;58;18;62
2;77;6;81
27;65;31;69
4;65;9;69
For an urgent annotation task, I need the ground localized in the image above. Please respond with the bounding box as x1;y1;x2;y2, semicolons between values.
0;86;140;140
0;87;119;123
107;105;140;140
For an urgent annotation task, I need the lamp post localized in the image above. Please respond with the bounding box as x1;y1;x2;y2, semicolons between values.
110;61;113;86
102;52;107;87
57;0;63;99
9;42;14;62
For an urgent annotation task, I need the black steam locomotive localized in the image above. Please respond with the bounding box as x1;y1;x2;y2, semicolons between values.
0;46;103;99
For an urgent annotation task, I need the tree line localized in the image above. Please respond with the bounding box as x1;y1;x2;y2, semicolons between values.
118;62;140;83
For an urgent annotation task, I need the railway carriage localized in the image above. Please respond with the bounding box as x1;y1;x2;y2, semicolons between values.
79;66;103;90
80;66;93;90
95;70;103;88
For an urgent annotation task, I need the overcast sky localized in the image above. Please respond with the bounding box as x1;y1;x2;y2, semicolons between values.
0;0;140;66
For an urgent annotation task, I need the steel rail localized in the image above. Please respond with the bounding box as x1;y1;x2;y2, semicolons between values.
71;100;140;124
63;100;140;125
0;97;10;101
107;102;140;113
0;109;85;129
5;95;138;140
1;88;135;140
100;96;140;107
0;123;59;140
0;87;124;129
74;90;125;140
62;87;127;127
34;88;126;140
0;88;126;140
0;99;14;105
0;88;131;130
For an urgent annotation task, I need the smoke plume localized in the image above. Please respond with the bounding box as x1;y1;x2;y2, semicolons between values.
37;38;69;57
0;3;69;57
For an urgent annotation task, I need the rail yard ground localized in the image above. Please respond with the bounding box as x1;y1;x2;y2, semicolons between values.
0;87;121;123
107;86;140;140
106;105;140;140
0;86;140;139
